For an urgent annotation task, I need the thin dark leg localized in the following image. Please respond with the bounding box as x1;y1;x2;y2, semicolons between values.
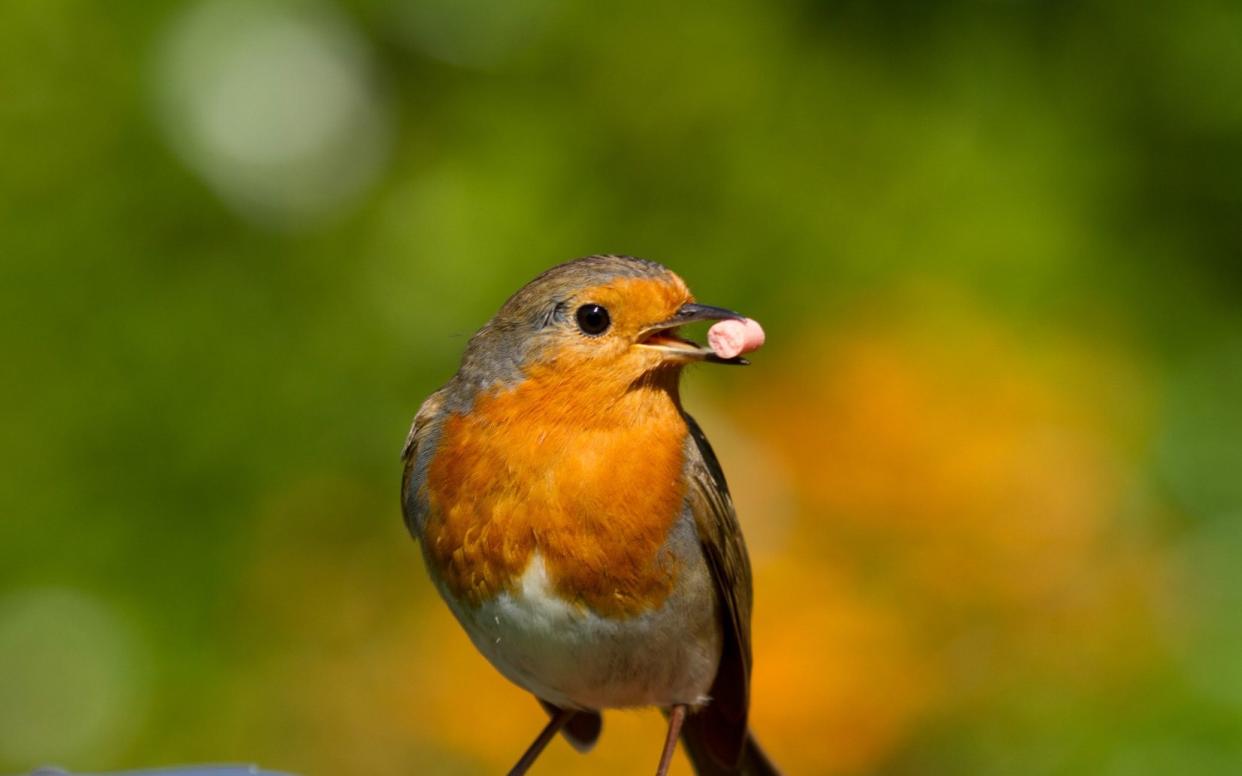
507;706;574;776
655;704;688;776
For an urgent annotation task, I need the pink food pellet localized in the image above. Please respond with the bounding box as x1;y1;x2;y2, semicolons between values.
707;318;766;359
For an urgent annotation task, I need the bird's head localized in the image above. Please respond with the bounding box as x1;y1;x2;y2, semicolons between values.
455;256;747;401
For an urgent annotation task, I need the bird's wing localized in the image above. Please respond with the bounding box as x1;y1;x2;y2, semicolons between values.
401;389;446;540
681;412;754;769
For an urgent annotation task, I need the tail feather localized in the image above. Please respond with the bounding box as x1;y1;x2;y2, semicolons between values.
681;726;779;776
538;699;602;753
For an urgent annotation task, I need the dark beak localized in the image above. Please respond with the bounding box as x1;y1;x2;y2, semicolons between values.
667;303;746;326
635;303;751;365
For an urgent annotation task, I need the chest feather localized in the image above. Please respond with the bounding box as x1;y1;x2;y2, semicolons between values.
422;378;689;618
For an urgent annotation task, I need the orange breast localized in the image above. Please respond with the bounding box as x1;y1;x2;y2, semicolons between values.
422;366;689;618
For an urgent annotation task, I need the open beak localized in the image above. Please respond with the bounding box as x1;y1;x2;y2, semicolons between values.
635;303;751;365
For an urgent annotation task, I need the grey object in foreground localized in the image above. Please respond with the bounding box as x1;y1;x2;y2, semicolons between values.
30;767;296;776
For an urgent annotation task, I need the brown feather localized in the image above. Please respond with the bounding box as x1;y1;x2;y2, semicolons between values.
538;699;603;753
401;389;445;539
680;413;756;769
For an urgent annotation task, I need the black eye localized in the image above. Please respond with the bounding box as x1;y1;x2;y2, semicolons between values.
575;303;611;335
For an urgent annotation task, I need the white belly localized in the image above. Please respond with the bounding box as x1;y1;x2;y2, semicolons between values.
436;532;722;710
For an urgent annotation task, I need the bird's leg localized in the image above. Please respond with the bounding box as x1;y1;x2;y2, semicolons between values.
654;704;688;776
507;706;575;776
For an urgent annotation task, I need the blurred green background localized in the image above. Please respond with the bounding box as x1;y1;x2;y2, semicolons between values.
2;0;1241;774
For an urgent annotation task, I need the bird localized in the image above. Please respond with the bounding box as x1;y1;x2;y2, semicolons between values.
401;255;777;775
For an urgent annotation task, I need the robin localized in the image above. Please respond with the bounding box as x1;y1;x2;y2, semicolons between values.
401;255;777;775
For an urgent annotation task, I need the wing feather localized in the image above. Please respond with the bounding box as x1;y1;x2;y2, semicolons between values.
681;412;753;768
401;389;446;540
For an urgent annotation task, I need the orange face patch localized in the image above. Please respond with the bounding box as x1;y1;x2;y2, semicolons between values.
523;275;693;375
422;354;691;619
